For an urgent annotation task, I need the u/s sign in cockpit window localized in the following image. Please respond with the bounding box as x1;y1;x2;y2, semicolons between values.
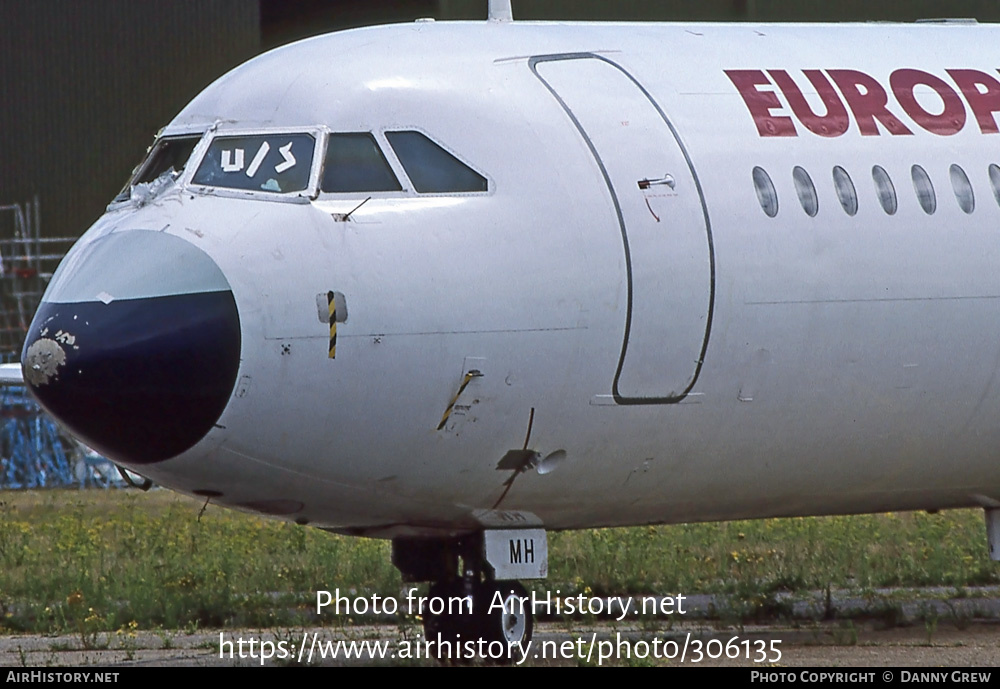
192;134;315;193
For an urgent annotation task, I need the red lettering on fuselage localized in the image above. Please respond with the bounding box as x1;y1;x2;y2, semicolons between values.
768;69;849;137
890;69;965;135
728;67;1000;137
723;69;797;137
826;70;913;136
946;69;1000;134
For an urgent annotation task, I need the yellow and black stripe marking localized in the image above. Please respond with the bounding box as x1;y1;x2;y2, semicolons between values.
437;370;482;431
327;291;336;359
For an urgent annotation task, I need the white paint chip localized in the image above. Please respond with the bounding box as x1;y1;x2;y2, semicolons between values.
96;291;114;304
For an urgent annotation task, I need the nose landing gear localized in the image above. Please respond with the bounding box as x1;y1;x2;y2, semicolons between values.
392;534;539;663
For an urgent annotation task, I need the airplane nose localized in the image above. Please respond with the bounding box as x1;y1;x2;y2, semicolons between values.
21;230;241;465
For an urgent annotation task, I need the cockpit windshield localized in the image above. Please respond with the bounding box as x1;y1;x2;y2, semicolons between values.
114;134;202;203
192;133;315;193
111;129;486;204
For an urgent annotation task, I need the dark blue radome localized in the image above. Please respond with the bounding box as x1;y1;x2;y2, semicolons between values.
23;290;240;465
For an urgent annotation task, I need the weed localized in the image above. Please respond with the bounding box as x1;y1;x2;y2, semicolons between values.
115;620;140;661
919;604;939;644
832;620;859;645
824;583;835;620
621;653;658;667
639;613;667;633
396;610;421;642
155;629;175;649
271;628;306;666
869;601;905;630
715;579;794;626
944;599;973;631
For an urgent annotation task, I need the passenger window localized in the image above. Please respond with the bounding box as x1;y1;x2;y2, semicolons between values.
385;131;487;193
989;164;1000;208
832;166;858;216
192;133;315;193
872;166;897;215
949;164;975;214
752;167;778;217
322;133;401;193
792;166;818;217
911;165;936;215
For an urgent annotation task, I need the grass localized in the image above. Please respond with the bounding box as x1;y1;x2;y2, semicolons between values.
0;489;996;636
548;512;996;595
0;490;397;634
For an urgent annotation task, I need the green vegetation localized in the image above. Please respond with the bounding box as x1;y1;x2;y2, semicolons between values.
0;489;995;636
550;512;995;594
0;490;397;635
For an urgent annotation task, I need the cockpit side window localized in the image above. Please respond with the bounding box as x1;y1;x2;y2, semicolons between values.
385;131;488;193
135;136;201;184
321;133;402;193
192;133;315;193
114;135;201;202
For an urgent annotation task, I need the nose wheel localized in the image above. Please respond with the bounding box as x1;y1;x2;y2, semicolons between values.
481;581;532;648
420;579;532;663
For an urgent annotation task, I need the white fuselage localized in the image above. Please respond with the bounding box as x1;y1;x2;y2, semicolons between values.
31;21;1000;536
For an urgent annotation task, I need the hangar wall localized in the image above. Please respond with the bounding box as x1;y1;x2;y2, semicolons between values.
0;1;260;240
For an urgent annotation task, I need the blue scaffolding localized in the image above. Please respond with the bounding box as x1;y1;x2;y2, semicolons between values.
1;385;124;489
0;198;121;489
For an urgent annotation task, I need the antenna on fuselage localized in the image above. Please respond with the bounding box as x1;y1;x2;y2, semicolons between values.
331;196;371;223
488;0;513;22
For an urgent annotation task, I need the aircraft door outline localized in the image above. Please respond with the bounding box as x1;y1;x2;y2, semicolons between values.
529;53;716;405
